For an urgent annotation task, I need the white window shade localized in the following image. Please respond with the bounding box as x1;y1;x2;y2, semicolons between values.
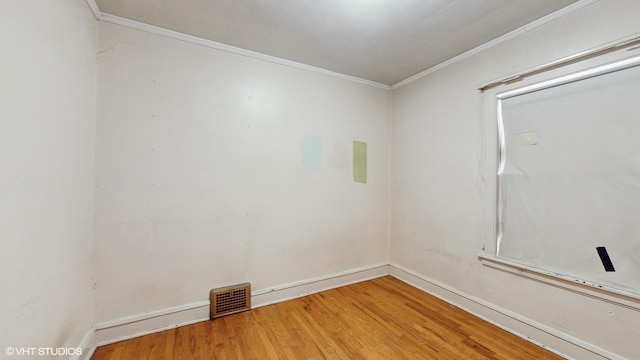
496;61;640;296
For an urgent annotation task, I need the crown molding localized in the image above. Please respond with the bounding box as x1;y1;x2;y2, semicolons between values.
88;0;598;92
94;12;390;90
390;0;601;90
84;0;102;20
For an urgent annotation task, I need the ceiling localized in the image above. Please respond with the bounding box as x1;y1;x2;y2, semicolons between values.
95;0;580;86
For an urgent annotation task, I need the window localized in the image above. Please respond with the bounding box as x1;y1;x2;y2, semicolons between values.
480;37;640;310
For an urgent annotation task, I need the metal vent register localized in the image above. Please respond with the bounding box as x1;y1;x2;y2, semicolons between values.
210;283;251;318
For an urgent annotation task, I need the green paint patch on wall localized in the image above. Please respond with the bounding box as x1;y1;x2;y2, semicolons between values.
353;141;367;184
301;134;323;169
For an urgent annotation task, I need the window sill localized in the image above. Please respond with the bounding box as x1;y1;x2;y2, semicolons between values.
479;255;640;311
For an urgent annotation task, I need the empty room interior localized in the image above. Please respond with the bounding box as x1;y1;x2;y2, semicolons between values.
3;0;640;359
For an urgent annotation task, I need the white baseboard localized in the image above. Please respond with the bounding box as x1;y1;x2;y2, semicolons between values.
252;263;390;308
91;263;389;348
73;327;96;360
388;263;625;360
93;303;210;347
80;262;622;360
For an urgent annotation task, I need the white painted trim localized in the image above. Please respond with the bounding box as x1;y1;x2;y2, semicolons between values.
81;262;627;359
95;13;390;90
388;263;626;360
95;315;210;348
94;300;209;331
91;263;389;347
496;53;640;99
390;0;600;90
478;33;640;91
480;256;640;311
84;0;101;20
73;327;96;360
93;301;210;346
90;0;598;91
252;263;390;308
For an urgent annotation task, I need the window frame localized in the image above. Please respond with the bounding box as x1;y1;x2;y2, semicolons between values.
478;38;640;311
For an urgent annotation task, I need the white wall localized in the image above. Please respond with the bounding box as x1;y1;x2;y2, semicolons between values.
7;1;637;357
95;22;390;323
390;0;640;359
0;0;96;353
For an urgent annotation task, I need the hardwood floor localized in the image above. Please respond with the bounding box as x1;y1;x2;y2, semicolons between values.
92;276;563;359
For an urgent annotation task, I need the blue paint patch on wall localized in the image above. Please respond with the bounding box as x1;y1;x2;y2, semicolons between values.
301;134;323;169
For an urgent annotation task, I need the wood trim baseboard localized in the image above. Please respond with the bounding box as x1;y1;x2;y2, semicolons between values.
81;262;624;360
90;263;389;349
388;263;625;360
251;263;390;308
76;327;96;360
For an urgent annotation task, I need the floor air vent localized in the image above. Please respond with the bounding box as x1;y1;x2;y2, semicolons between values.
210;283;251;319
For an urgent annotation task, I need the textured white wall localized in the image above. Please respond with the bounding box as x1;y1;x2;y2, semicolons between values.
95;22;390;322
390;0;640;358
7;1;638;356
0;0;96;352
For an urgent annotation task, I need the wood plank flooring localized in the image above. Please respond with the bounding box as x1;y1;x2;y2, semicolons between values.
92;276;563;360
